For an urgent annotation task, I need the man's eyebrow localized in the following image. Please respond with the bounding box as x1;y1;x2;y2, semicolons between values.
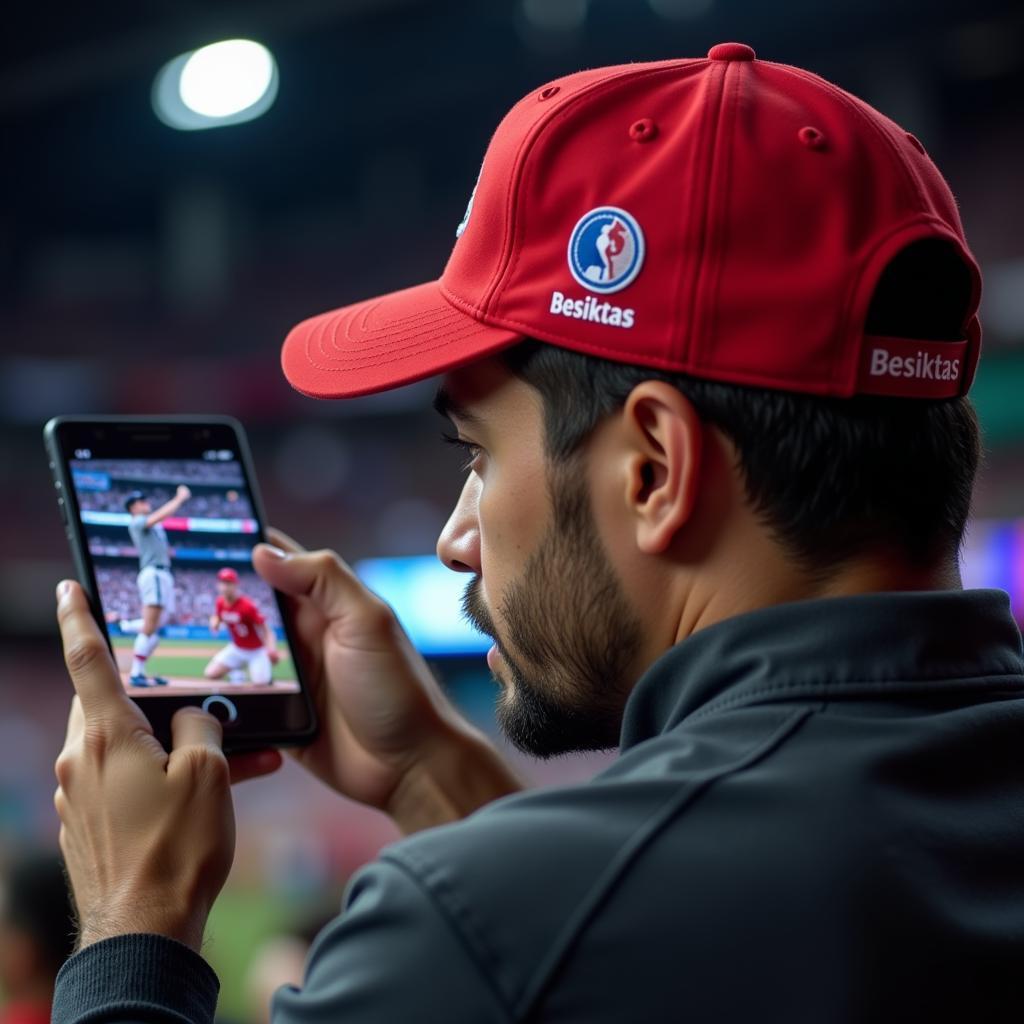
432;386;483;426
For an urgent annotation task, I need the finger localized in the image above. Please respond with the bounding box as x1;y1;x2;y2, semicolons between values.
57;581;138;721
170;706;223;753
228;749;284;785
168;708;229;786
64;696;85;748
252;546;372;623
265;527;305;554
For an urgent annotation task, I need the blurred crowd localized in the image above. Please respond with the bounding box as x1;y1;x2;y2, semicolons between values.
78;486;254;520
96;564;280;629
74;461;246;486
0;851;73;1024
89;532;253;556
0;848;336;1024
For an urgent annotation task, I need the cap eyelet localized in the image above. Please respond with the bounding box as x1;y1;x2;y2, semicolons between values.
538;86;560;102
905;132;926;155
798;126;827;150
629;117;658;143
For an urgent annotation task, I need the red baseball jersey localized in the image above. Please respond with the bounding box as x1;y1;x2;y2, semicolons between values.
215;595;265;649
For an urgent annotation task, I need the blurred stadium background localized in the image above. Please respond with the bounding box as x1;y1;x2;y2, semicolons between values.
1;0;1023;1019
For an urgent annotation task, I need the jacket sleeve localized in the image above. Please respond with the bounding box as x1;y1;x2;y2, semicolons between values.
273;857;510;1024
52;933;219;1024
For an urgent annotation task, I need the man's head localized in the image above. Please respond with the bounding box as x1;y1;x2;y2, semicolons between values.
433;294;979;756
124;491;150;515
217;567;240;601
280;47;984;756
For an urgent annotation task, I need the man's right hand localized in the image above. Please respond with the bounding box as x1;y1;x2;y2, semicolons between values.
252;530;522;834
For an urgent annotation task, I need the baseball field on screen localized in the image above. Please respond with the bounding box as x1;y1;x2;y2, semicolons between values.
111;636;300;695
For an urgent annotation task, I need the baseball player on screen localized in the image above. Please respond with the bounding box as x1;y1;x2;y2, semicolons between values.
204;567;279;685
110;485;191;687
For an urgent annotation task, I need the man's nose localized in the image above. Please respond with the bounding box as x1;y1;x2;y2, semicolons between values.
437;475;481;575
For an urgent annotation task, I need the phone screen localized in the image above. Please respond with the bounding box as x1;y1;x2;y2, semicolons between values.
46;417;315;749
69;453;300;696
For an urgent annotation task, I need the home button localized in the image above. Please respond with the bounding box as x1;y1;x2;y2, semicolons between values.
202;695;238;724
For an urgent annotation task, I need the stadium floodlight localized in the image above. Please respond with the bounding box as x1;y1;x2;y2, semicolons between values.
152;39;278;131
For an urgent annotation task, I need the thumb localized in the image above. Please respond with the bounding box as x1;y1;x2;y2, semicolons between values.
168;708;227;780
253;545;373;624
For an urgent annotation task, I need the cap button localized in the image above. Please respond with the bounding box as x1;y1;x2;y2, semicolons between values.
707;42;756;62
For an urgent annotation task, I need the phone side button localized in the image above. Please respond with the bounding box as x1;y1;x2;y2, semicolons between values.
201;695;238;725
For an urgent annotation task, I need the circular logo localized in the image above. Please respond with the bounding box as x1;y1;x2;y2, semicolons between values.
567;206;645;294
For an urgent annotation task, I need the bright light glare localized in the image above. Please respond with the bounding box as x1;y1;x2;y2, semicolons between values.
152;38;278;131
179;40;274;117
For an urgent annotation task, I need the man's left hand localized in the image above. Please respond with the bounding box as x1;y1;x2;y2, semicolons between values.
53;581;269;954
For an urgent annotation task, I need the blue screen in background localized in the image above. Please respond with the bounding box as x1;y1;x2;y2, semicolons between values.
359;520;1024;659
355;556;489;657
961;518;1024;625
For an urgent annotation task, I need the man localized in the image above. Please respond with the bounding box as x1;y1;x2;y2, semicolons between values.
51;44;1024;1022
110;485;191;687
204;567;278;685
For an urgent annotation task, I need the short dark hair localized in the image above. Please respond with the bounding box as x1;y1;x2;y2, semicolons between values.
503;241;981;571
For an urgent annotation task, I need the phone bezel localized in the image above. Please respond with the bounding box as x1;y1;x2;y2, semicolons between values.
44;415;318;752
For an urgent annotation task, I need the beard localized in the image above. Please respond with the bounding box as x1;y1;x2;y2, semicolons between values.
461;458;643;758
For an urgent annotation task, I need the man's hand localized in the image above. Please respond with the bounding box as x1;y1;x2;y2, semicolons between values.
52;581;279;953
253;531;522;834
146;485;194;528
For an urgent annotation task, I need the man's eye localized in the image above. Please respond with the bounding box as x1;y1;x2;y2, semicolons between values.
441;433;484;472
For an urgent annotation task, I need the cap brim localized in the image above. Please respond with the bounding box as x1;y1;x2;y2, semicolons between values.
281;280;523;399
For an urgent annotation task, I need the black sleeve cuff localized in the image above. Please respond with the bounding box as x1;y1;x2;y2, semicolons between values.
53;933;219;1024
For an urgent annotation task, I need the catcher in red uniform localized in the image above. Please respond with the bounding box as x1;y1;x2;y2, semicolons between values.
203;567;279;684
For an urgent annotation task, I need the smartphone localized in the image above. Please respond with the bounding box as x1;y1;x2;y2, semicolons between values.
44;415;317;752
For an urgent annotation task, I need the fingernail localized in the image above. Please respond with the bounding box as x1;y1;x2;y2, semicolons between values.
262;545;288;560
56;580;72;601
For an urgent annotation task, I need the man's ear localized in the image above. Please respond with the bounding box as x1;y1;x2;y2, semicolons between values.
620;381;703;555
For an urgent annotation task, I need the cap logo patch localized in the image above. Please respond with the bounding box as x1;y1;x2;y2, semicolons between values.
567;206;645;294
455;161;483;239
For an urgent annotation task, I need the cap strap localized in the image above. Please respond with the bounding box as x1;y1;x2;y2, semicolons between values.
857;335;969;398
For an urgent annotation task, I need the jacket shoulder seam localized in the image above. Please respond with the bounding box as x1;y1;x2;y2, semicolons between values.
380;850;518;1022
514;706;814;1017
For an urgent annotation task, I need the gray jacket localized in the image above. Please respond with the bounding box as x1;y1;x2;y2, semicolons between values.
55;590;1024;1022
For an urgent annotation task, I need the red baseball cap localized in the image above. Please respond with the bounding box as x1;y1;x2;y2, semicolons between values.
282;43;981;401
217;567;239;583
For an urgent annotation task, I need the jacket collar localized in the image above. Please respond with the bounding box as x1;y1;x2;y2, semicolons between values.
620;589;1024;750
